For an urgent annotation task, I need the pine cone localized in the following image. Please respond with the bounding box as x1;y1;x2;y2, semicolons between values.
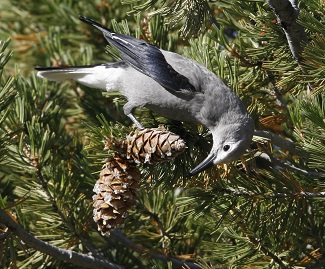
125;128;186;164
93;155;140;235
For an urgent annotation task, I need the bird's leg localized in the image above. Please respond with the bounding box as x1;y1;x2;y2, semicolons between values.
127;113;144;129
123;103;144;129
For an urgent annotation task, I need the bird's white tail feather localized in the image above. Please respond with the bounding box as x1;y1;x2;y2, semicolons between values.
36;65;125;91
37;67;90;81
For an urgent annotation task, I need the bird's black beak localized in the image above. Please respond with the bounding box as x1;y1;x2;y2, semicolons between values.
188;152;216;176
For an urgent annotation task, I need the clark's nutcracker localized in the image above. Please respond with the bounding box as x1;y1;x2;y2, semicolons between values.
36;15;254;176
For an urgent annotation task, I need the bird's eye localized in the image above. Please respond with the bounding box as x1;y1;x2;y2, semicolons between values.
223;145;230;152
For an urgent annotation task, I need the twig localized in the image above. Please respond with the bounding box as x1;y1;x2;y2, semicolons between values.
0;209;123;269
266;71;289;112
256;151;325;178
265;0;307;62
270;155;325;178
253;131;325;177
217;187;325;199
254;130;304;156
110;229;201;269
255;152;325;178
307;259;325;269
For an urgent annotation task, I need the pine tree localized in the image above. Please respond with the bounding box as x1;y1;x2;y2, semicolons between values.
0;0;324;268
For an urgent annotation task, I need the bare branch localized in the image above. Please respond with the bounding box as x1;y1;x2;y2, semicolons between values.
0;209;123;269
266;0;307;62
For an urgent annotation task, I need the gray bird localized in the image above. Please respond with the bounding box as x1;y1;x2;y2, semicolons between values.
36;15;254;176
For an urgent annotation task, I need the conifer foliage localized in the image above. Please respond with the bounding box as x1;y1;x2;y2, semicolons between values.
0;0;325;268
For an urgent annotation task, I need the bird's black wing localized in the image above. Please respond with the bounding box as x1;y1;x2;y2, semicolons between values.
79;15;196;93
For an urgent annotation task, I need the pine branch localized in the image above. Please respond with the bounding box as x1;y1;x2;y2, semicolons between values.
110;230;201;269
0;209;123;269
266;0;307;62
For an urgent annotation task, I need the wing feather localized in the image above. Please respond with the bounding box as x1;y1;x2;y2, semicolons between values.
79;15;196;93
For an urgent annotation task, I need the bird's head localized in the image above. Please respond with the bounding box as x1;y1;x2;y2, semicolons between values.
189;117;254;176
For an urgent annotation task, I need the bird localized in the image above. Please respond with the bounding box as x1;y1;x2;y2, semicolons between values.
36;15;254;176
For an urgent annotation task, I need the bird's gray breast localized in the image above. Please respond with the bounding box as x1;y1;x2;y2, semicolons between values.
145;93;204;123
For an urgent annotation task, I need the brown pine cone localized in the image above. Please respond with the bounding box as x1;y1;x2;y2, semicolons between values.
125;128;186;164
93;155;140;235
